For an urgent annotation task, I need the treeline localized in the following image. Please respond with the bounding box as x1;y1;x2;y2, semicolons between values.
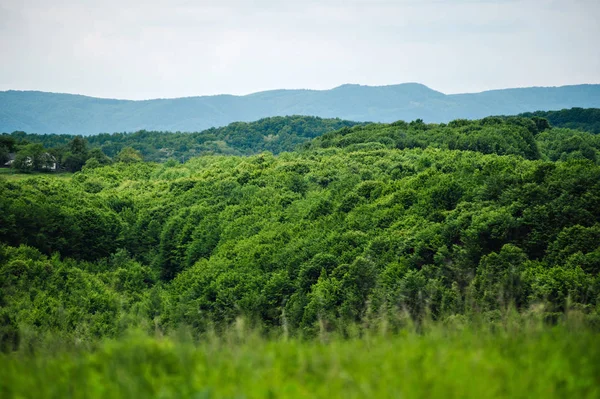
4;116;360;163
4;114;600;175
517;107;600;134
309;116;600;163
0;134;143;173
1;115;600;345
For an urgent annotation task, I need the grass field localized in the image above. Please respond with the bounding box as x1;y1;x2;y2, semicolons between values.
1;321;598;399
0;168;73;181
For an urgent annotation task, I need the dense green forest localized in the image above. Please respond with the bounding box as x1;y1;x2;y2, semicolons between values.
2;108;599;169
1;114;600;397
2;115;600;335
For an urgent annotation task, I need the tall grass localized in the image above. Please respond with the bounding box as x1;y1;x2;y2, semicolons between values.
1;314;598;399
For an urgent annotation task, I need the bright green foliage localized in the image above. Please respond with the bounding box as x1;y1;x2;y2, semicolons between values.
1;148;599;338
1;113;600;396
310;117;542;159
0;245;124;339
1;114;600;341
115;146;143;163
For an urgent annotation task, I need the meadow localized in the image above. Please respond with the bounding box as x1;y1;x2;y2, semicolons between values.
0;168;73;181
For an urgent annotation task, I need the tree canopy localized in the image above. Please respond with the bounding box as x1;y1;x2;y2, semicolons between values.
1;113;600;342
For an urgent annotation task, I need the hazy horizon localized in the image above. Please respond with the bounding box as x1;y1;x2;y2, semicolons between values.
1;0;599;100
2;81;600;102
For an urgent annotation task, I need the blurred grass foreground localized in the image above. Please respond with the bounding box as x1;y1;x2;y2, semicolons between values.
1;315;599;399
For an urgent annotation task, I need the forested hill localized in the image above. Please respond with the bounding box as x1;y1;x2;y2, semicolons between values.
2;83;600;134
1;115;600;344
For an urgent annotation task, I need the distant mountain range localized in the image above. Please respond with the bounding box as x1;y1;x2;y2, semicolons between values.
1;83;600;135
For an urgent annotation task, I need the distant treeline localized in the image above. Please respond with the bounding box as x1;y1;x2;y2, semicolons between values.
2;108;598;167
517;107;600;134
2;112;600;174
309;115;600;163
3;116;361;164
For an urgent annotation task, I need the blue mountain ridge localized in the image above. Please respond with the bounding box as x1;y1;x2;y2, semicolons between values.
1;83;599;135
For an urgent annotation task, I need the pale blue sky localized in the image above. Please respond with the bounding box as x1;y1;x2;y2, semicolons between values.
1;0;599;99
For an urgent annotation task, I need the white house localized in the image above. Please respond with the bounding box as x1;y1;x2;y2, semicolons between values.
2;153;15;168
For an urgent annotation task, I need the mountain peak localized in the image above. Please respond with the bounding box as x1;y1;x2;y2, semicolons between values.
332;82;433;90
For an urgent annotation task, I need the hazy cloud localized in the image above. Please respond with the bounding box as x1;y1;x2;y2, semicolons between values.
1;0;598;99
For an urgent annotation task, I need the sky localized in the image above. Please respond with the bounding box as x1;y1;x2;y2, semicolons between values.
0;0;599;100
